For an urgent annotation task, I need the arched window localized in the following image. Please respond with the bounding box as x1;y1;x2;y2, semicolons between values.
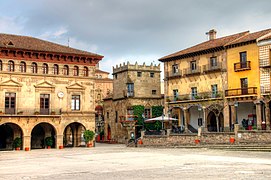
0;60;2;71
42;63;48;74
20;61;26;72
31;62;38;73
83;66;88;77
73;66;79;76
63;65;69;75
53;64;59;75
8;60;14;72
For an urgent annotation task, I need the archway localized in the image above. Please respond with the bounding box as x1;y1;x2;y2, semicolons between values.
0;123;23;151
207;111;224;132
107;125;111;140
63;122;86;147
31;123;56;149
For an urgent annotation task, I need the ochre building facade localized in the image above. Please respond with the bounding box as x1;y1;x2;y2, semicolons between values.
0;33;103;150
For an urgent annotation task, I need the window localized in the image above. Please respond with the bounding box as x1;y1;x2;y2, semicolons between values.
53;64;59;75
5;92;16;114
137;71;142;77
40;94;50;115
127;108;134;120
190;61;197;71
31;62;38;73
211;84;218;98
71;95;80;110
115;111;118;123
172;64;179;74
144;108;151;119
63;65;69;75
240;52;247;68
191;87;197;99
0;60;2;71
20;61;26;72
150;72;154;77
127;83;134;97
73;66;79;76
210;57;217;67
83;66;88;77
107;112;109;119
42;63;48;74
241;78;248;95
173;89;178;99
115;74;118;79
8;60;14;72
152;90;157;95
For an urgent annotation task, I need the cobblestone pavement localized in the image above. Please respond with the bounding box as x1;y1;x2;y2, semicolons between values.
1;143;271;180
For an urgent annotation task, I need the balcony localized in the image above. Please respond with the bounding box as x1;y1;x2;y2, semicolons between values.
203;62;222;73
234;61;251;72
166;91;222;102
0;108;61;116
183;67;201;76
166;70;182;80
225;87;257;97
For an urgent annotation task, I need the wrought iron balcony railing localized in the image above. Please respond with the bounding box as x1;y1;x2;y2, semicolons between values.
225;87;257;97
166;70;182;80
183;67;201;76
0;108;62;116
234;61;251;72
166;91;222;102
203;62;222;73
261;86;271;94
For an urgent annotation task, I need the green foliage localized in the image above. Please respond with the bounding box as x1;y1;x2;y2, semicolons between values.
45;137;53;146
13;137;22;148
83;130;95;143
145;106;163;131
152;106;163;117
132;105;144;126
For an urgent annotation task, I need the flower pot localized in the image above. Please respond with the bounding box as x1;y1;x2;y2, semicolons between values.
138;139;143;145
87;143;92;147
230;137;235;144
25;147;30;151
15;147;20;151
59;145;64;149
195;139;200;144
47;146;51;149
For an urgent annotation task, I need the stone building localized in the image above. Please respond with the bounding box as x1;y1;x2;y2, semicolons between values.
0;33;103;150
103;62;163;143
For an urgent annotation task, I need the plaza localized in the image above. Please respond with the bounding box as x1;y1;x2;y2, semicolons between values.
1;143;271;179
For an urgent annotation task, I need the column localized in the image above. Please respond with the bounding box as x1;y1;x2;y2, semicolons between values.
56;134;64;149
202;107;207;132
178;108;181;126
223;104;230;132
23;135;31;151
265;103;270;130
230;105;236;125
255;102;262;129
183;108;189;133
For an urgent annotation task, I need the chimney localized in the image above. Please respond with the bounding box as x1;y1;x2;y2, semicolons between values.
206;29;217;40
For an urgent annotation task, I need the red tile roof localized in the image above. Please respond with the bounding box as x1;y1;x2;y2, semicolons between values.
95;69;110;74
159;31;249;61
0;33;103;58
225;28;271;46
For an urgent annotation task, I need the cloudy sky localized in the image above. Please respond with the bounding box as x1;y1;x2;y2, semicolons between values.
1;0;271;79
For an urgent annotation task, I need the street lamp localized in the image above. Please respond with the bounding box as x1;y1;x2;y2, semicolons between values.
234;102;238;124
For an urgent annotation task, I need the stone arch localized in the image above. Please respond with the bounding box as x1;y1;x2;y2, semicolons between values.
206;104;224;132
63;122;86;147
0;123;23;150
31;122;57;149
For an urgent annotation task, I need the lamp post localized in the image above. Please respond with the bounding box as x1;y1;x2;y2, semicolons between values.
234;102;238;124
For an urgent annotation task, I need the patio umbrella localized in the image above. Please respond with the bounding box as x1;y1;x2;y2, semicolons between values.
144;115;178;123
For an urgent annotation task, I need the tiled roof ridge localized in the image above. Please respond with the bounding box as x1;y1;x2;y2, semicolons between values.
159;30;249;61
0;33;103;58
257;32;271;42
95;69;110;74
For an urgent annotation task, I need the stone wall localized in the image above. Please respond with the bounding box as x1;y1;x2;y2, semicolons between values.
236;130;271;144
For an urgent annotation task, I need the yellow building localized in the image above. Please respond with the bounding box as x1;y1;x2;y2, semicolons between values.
225;29;271;129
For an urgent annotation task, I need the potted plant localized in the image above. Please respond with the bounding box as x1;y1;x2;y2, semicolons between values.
45;137;53;149
17;111;23;115
51;110;56;115
83;130;95;147
34;111;40;115
13;137;22;150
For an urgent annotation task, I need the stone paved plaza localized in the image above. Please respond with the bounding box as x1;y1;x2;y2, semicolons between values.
1;143;271;180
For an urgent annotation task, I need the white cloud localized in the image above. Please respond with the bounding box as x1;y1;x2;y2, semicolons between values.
0;16;25;34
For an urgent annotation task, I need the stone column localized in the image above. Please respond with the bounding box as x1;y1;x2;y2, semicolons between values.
223;104;230;132
202;107;207;132
183;108;189;133
74;127;78;147
23;135;31;150
56;134;63;149
265;103;270;130
178;108;182;126
230;105;236;125
255;102;262;129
